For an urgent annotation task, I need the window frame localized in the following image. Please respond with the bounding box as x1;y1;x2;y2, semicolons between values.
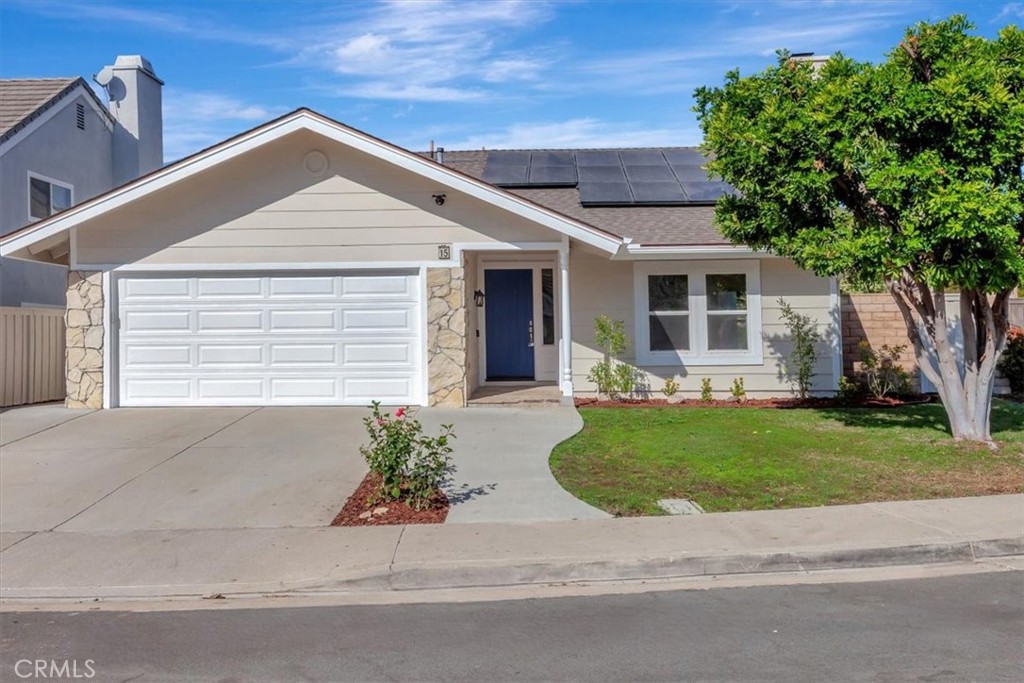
27;172;74;222
633;260;763;366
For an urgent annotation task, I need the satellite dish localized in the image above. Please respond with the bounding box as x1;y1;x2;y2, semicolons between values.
93;67;113;87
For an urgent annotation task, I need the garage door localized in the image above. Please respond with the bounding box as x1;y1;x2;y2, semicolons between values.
116;272;422;406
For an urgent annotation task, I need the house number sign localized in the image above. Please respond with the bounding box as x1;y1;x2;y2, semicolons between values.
437;244;452;260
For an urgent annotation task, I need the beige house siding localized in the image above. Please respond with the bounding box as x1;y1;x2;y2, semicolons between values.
74;130;556;267
570;250;837;397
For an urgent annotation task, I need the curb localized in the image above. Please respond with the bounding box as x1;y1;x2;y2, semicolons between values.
3;536;1019;602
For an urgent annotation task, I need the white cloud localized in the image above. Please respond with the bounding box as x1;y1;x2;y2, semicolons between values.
293;0;557;102
443;118;702;150
997;3;1024;21
161;89;283;161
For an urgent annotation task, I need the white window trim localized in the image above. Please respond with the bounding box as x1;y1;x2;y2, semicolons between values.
634;260;763;366
27;172;74;222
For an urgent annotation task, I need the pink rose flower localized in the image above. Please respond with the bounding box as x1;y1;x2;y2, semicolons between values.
395;407;406;419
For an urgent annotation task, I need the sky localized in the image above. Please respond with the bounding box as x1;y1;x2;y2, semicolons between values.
1;0;1019;162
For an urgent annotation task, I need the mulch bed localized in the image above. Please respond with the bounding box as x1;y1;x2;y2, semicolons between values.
575;395;934;409
331;472;448;526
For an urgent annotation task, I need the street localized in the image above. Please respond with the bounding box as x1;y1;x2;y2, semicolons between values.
2;572;1022;682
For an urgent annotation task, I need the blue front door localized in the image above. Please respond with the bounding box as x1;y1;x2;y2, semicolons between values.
485;269;535;380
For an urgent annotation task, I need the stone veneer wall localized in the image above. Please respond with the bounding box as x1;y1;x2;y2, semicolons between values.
65;270;104;408
426;267;468;406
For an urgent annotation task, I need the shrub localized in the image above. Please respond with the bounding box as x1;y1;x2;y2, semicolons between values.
837;375;861;404
997;327;1024;396
700;378;713;402
858;341;912;399
662;377;679;397
587;315;639;399
778;298;822;398
730;377;746;402
360;402;455;510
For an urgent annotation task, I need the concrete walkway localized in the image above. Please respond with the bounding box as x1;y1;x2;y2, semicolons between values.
418;406;609;524
1;495;1020;600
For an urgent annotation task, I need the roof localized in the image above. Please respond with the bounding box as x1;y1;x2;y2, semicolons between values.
0;77;113;145
436;149;728;246
0;108;625;261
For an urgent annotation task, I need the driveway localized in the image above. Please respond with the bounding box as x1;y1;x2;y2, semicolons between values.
0;405;368;532
1;403;605;534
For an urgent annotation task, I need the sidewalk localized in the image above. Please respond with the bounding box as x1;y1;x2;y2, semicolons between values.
1;495;1021;601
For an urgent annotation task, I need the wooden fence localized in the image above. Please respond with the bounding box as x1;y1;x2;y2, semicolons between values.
0;307;65;408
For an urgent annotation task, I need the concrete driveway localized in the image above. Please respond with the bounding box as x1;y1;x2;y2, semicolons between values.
1;405;368;532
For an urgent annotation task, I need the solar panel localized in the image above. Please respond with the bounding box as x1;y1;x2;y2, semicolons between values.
681;181;733;202
575;151;621;166
487;151;532;165
663;149;706;165
528;164;578;185
618;150;666;165
579;182;634;205
531;151;575;167
623;164;678;183
669;165;711;183
482;164;529;186
578;165;628;183
630;181;688;204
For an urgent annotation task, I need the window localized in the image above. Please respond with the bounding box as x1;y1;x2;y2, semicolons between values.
634;261;762;366
28;175;73;220
541;268;555;345
648;274;689;351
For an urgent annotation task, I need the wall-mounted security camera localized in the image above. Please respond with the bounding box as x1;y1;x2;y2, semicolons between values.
432;193;446;206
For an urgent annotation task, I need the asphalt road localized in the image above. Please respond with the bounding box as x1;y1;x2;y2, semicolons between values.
2;573;1022;682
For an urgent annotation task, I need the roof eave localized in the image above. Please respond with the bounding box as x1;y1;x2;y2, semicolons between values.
0;109;624;260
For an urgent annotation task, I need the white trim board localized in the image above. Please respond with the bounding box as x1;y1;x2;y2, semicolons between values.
75;261;453;272
1;110;624;260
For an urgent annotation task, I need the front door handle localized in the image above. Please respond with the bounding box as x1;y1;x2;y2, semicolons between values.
528;319;535;347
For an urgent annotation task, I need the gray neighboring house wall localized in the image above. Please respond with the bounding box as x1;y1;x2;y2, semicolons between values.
0;57;163;307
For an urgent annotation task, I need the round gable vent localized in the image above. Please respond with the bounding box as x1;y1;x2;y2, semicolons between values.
303;150;329;177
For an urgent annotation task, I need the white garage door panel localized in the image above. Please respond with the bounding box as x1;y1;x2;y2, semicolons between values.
117;272;422;406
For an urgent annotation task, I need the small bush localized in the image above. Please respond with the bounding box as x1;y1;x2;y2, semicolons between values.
700;378;713;402
730;377;746;402
587;315;640;399
837;375;861;404
858;341;912;399
662;377;679;397
998;327;1024;396
360;402;455;510
778;298;822;398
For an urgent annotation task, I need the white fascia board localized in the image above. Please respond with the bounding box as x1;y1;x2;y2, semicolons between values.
1;111;624;259
0;84;113;156
618;244;774;260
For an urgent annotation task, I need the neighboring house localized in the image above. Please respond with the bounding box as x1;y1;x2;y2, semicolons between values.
0;109;840;409
0;56;163;307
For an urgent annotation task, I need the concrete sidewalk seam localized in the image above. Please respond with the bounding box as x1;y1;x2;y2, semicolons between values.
0;408;93;449
50;407;262;532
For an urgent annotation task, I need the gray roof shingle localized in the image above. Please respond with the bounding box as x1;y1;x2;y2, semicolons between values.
0;77;109;144
436;149;729;246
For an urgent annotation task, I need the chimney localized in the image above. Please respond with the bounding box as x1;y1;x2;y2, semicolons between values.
96;55;164;184
790;52;829;71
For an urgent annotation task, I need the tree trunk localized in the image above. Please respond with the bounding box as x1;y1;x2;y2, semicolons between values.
887;279;1011;446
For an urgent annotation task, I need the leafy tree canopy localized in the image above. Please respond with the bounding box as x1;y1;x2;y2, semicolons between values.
694;16;1023;295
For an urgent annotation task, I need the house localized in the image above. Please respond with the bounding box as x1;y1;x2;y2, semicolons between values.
0;108;840;409
0;55;163;308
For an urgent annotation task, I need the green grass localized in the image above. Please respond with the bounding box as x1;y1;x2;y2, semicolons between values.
549;400;1024;515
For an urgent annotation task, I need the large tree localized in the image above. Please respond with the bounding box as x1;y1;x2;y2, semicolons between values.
694;16;1023;445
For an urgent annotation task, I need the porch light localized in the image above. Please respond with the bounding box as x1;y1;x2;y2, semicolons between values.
473;289;485;307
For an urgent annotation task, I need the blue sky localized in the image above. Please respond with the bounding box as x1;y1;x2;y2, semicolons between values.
1;1;1019;161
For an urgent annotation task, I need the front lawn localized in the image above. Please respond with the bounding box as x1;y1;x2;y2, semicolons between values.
549;400;1024;515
